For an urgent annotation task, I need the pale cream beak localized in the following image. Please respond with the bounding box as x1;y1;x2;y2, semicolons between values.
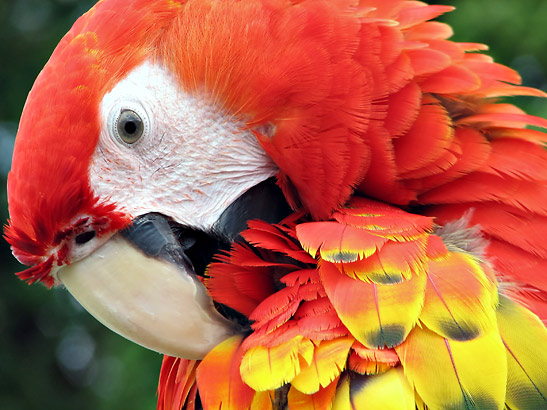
58;234;235;359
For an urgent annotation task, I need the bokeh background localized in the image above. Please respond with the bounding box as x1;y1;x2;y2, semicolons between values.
1;0;546;409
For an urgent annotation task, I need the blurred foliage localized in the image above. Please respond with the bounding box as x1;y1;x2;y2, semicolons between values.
0;0;546;409
432;0;547;117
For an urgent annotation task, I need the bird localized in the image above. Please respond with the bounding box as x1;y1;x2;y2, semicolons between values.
5;0;547;409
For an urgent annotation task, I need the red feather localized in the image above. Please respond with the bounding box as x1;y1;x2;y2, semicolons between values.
407;48;452;76
406;127;491;193
400;137;460;180
157;357;198;410
420;172;547;216
429;202;547;259
397;5;455;28
456;113;547;130
384;82;422;138
6;0;173;283
487;239;547;293
394;96;454;174
481;138;547;181
406;21;454;41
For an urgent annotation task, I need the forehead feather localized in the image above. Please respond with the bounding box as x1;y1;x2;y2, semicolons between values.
7;0;181;259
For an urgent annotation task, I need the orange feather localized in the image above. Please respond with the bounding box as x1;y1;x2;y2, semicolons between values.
320;261;426;348
197;335;255;410
457;113;547;130
288;379;338;410
397;5;455;29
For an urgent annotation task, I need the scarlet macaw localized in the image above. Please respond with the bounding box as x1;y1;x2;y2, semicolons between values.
5;0;547;409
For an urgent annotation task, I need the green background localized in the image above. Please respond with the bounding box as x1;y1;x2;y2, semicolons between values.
0;1;546;409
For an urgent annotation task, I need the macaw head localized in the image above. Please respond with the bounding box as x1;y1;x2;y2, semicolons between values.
5;0;373;358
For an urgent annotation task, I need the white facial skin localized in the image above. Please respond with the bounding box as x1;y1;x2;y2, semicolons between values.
90;60;277;231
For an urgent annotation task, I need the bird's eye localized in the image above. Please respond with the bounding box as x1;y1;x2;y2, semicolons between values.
116;109;144;144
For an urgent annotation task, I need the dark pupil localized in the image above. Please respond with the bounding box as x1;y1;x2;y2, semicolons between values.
124;120;137;134
118;110;143;144
75;230;96;245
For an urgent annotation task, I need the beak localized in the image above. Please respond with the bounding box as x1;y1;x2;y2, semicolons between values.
57;214;235;359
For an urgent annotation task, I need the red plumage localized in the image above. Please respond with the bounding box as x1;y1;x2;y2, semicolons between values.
154;1;547;407
5;0;547;408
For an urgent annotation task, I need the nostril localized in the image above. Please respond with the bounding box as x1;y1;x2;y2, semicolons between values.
75;231;96;245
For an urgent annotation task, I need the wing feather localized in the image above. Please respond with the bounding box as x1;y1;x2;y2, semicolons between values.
395;327;507;410
320;261;426;348
196;335;254;410
291;337;353;394
497;296;547;409
420;252;498;340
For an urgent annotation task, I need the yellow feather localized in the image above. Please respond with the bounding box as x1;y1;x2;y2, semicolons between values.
332;376;351;410
240;336;314;391
395;326;507;409
414;393;428;410
331;369;415;410
497;295;547;409
291;337;353;394
348;368;415;410
420;251;498;341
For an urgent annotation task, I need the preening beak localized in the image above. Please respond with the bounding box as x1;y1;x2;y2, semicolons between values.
56;178;291;359
57;214;235;359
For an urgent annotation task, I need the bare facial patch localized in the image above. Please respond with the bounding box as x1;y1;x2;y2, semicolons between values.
90;60;277;231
